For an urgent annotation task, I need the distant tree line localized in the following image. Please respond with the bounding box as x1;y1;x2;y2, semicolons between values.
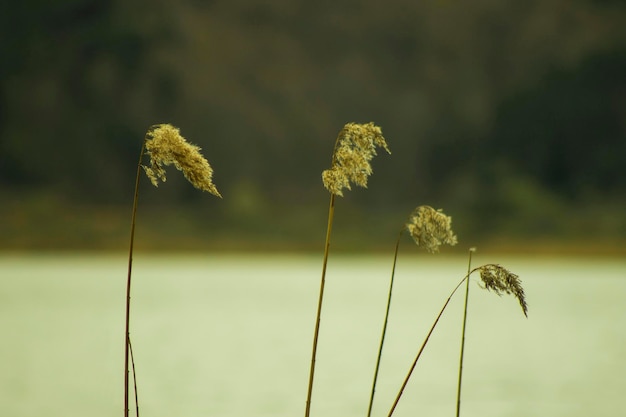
1;0;625;225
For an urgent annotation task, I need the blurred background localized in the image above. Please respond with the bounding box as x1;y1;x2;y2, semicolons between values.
2;4;626;416
1;0;625;253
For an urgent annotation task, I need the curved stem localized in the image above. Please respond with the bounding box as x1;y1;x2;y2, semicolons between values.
456;248;475;417
387;273;470;417
367;229;403;417
125;139;146;417
305;193;336;417
129;336;140;417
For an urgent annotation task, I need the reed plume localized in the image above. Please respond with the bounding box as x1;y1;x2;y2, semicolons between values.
454;262;527;416
367;205;457;417
305;122;390;417
476;263;528;317
124;124;220;417
142;123;222;197
387;263;527;417
321;122;390;196
406;206;458;253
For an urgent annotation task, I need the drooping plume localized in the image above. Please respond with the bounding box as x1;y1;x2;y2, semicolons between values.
475;264;528;317
142;124;221;197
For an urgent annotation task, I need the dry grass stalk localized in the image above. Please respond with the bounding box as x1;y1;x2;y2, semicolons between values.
306;122;390;417
456;247;476;417
387;273;468;417
124;124;220;417
388;263;527;417
367;205;456;417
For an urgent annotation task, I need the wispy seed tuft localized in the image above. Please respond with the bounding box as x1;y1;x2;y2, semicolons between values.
142;124;221;197
476;264;528;317
405;205;458;253
322;122;391;196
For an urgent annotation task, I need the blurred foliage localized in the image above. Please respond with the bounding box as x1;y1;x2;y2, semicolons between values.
1;0;625;251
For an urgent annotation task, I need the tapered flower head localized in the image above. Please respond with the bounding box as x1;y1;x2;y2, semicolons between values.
142;124;221;197
475;264;528;317
405;205;458;253
322;122;391;196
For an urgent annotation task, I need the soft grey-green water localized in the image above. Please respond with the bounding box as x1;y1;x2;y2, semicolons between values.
1;254;624;417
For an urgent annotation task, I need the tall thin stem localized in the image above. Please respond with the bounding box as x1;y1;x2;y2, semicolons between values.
125;139;146;417
129;336;140;417
456;248;475;417
367;229;403;417
387;274;469;417
304;193;336;417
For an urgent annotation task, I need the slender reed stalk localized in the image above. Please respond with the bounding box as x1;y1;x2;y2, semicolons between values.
367;206;457;417
386;263;527;417
123;124;221;417
124;139;145;417
129;337;140;417
305;122;390;417
366;229;402;417
387;274;468;417
455;247;476;417
304;193;334;417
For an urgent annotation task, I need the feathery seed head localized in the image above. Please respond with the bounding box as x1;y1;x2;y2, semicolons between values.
405;205;458;253
142;124;221;197
475;264;528;317
322;122;390;196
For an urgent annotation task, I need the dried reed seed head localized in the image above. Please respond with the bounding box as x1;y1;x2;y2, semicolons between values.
405;205;458;253
142;124;221;197
476;264;528;317
322;122;390;196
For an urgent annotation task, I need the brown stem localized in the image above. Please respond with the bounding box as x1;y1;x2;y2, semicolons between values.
125;139;146;417
387;274;470;417
367;228;403;417
305;193;335;417
456;248;475;417
129;336;140;417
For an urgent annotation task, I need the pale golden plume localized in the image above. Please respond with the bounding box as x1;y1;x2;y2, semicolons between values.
142;124;221;197
405;205;458;253
322;122;391;196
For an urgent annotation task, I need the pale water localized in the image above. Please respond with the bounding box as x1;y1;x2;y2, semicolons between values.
1;254;624;417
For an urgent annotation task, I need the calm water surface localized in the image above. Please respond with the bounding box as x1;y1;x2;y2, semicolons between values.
1;253;624;417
